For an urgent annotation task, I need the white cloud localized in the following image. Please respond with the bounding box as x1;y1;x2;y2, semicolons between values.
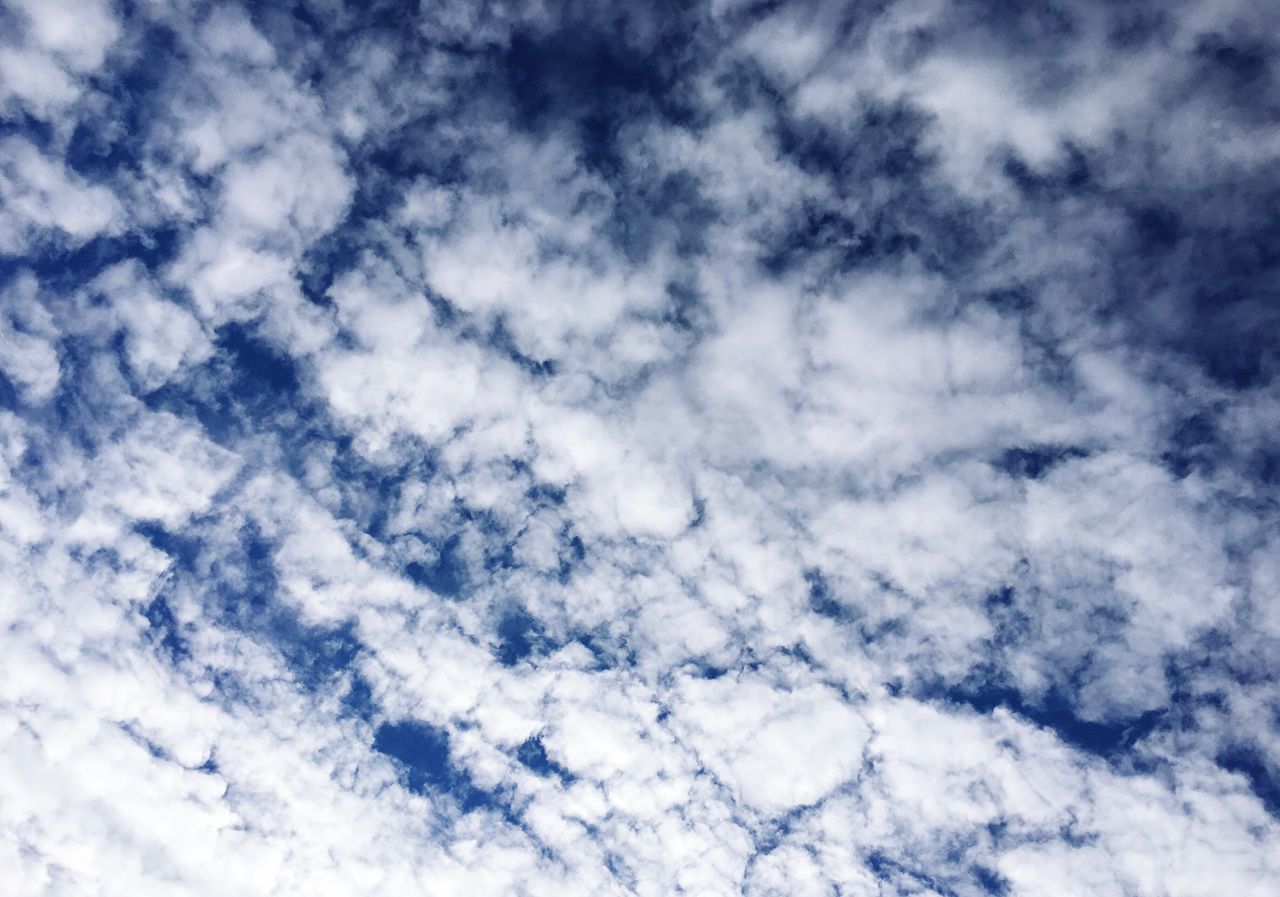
0;47;81;118
0;274;61;404
220;134;352;237
0;0;120;121
90;262;213;391
675;674;870;815
9;0;121;73
2;1;1278;895
0;137;122;253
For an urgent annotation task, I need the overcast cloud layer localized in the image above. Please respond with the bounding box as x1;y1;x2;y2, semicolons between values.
2;1;1280;894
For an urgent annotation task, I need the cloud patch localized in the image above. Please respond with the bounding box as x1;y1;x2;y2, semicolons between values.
1;1;1278;895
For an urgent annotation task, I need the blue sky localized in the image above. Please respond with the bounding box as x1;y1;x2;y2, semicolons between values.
1;0;1279;894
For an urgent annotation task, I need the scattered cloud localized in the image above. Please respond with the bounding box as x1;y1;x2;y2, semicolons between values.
2;1;1279;895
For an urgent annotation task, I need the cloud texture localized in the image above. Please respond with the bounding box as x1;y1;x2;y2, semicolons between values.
2;1;1279;895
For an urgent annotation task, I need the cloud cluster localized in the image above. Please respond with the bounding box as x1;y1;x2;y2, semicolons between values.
2;1;1279;895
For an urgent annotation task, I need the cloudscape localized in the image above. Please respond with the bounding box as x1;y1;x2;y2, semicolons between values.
2;1;1279;894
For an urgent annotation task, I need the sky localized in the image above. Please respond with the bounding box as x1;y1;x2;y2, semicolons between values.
1;0;1279;894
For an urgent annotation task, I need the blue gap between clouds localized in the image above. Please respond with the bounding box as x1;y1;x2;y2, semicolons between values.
863;850;956;897
66;17;185;182
515;736;575;783
913;584;1172;759
496;15;711;265
0;228;184;304
143;322;308;446
403;532;467;597
994;444;1089;479
134;518;371;714
144;322;448;563
496;608;552;667
863;847;1011;896
929;675;1168;759
805;567;845;620
372;720;500;812
1216;745;1280;817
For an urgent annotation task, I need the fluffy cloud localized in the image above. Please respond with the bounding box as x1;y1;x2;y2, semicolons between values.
1;1;1278;895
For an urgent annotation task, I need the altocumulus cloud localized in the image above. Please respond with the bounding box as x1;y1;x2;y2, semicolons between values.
2;0;1279;895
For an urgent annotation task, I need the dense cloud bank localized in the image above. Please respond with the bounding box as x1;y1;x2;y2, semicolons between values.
2;0;1279;894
